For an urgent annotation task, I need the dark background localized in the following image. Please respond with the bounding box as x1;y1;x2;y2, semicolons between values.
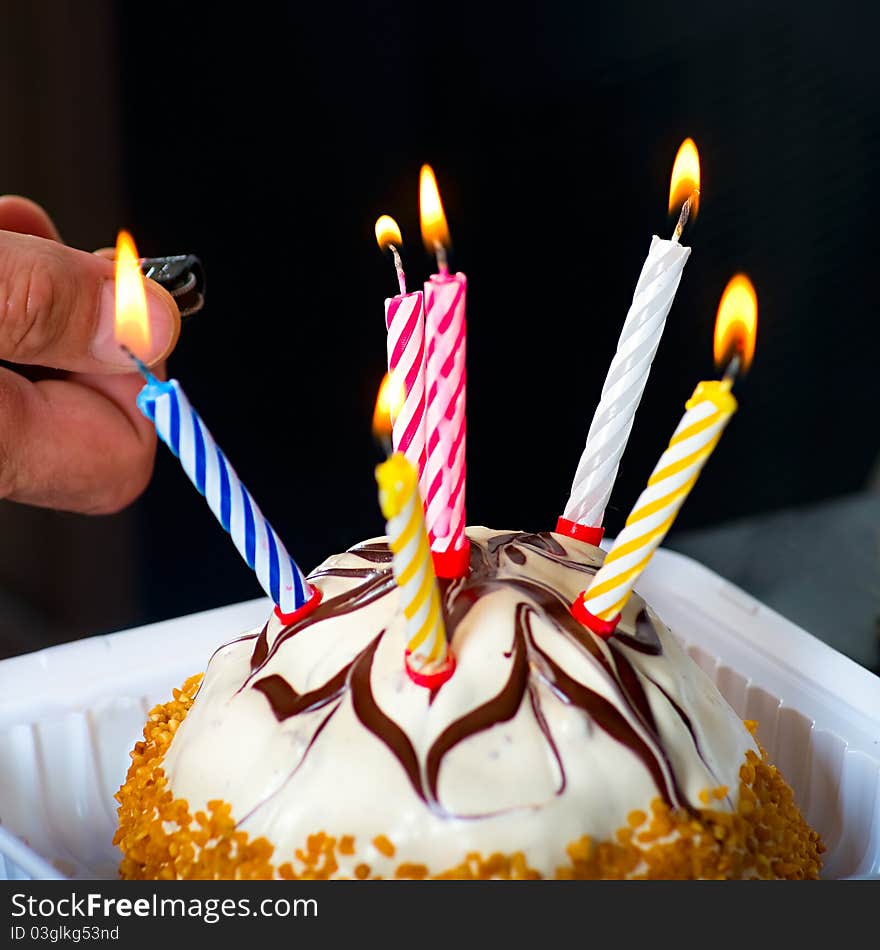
0;1;877;667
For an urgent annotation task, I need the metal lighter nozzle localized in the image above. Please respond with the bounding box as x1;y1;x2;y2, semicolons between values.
138;254;206;319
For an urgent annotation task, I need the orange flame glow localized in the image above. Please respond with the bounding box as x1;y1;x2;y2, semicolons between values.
419;164;450;251
714;274;757;374
375;214;403;251
372;371;406;442
668;138;701;219
114;230;150;358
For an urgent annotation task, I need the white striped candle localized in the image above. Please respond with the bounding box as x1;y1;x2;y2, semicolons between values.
560;236;690;533
559;139;701;541
136;376;317;618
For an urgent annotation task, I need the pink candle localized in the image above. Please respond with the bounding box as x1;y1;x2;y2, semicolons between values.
375;216;427;490
420;165;468;577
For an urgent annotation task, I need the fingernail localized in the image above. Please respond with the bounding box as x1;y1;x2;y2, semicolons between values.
91;280;179;368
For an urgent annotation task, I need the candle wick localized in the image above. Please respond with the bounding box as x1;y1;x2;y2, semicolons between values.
387;243;407;295
671;190;699;243
434;240;449;277
374;432;393;459
721;351;742;386
119;343;159;385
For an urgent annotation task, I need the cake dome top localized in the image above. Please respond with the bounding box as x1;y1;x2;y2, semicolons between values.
161;527;755;875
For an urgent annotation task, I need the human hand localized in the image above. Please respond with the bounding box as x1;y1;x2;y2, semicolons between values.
0;195;180;514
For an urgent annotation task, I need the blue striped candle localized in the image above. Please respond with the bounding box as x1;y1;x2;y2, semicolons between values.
135;370;318;619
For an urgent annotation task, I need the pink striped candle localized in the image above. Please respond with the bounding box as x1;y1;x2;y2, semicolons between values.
375;216;427;492
419;165;468;577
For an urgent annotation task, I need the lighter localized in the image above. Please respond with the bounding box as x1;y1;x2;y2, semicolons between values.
138;254;205;319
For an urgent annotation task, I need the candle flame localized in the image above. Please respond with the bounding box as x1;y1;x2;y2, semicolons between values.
669;138;701;219
372;370;406;442
419;164;450;252
113;230;150;358
714;274;757;375
375;214;403;252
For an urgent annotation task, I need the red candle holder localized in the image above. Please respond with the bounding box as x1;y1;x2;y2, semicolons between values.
274;585;323;626
555;516;605;547
570;594;620;638
405;649;456;689
431;541;471;579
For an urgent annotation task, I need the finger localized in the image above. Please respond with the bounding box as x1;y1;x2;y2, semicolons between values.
0;365;158;514
0;230;180;372
0;194;62;242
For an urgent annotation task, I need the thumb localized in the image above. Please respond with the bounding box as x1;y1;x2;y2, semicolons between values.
0;229;180;372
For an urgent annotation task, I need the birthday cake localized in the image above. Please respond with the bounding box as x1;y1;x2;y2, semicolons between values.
113;526;824;880
113;154;822;879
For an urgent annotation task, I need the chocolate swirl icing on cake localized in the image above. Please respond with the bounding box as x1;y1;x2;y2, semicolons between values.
239;532;711;817
160;527;758;875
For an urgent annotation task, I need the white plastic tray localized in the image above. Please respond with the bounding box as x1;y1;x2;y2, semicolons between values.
0;550;878;880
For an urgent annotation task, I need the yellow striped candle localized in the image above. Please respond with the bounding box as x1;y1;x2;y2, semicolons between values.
376;452;455;687
572;274;757;637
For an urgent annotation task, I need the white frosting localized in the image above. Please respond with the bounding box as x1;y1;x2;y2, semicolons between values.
162;527;757;877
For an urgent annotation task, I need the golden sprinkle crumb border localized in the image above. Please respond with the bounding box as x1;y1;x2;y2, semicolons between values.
113;676;825;880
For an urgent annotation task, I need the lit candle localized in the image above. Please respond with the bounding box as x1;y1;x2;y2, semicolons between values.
374;215;427;493
571;274;758;637
559;139;701;546
373;382;455;688
419;164;469;577
114;230;321;624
